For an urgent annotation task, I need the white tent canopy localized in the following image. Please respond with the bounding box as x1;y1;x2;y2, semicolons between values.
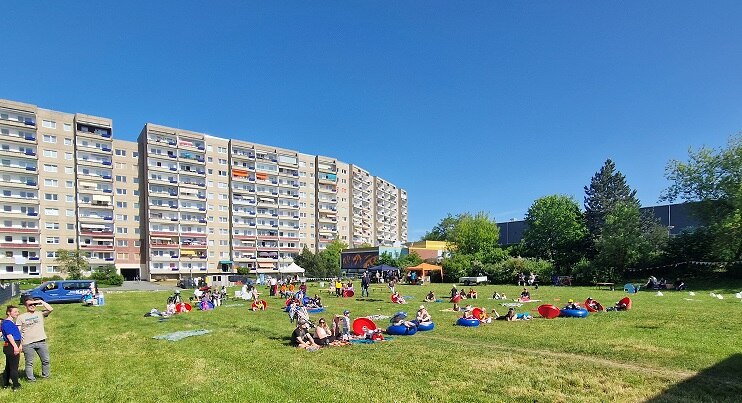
279;262;305;274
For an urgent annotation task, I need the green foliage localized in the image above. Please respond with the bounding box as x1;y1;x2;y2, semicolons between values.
236;266;252;275
293;247;322;277
449;211;504;263
56;249;88;279
379;251;423;270
594;202;653;280
663;134;742;260
441;254;472;282
314;240;347;277
522;195;589;269
422;213;462;241
90;265;124;286
584;159;641;245
484;257;554;284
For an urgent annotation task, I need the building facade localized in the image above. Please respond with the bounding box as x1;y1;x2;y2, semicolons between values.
0;99;408;280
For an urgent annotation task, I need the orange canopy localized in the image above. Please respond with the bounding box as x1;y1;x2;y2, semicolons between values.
406;263;443;281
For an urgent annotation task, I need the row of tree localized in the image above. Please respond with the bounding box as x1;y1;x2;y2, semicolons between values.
423;134;742;282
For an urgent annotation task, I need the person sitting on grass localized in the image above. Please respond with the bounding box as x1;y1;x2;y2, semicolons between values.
674;278;687;291
312;294;323;307
477;308;492;323
416;305;432;324
563;299;579;310
492;291;507;300
314;318;335;346
585;297;604;311
251;299;266;311
424;291;436;302
608;300;629;311
392;292;407;304
462;305;475;319
292;320;320;351
468;288;478;299
363;326;384;341
519;288;531;302
279;283;288;299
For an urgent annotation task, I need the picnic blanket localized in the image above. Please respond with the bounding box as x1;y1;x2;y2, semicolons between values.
501;302;523;308
366;314;390;321
350;336;393;344
153;329;211;342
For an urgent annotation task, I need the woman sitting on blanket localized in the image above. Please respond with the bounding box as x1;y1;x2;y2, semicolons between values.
252;299;265;311
314;317;347;346
462;305;475;319
363;326;384;341
519;288;531;301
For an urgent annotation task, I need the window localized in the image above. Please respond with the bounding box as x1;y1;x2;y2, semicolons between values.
66;195;74;203
44;193;58;201
66;209;74;217
117;253;129;259
117;240;128;247
64;137;72;145
65;166;73;174
218;159;227;165
42;134;56;143
67;224;75;230
42;120;56;129
63;123;72;132
44;208;59;216
65;181;74;188
43;150;58;158
132;151;139;158
65;152;73;160
43;164;58;173
116;189;127;195
67;238;75;244
116;175;127;182
218;147;227;154
117;227;128;234
45;222;59;230
116;202;127;208
115;149;127;156
133;177;139;184
44;179;58;187
46;237;60;244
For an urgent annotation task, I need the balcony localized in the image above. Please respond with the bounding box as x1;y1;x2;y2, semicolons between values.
0;227;39;234
0;242;40;249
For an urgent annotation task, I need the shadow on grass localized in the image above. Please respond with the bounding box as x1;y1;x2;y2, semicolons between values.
267;335;294;347
355;298;384;302
646;353;742;402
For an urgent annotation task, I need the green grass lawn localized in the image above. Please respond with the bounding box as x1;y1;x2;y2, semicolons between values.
2;281;741;402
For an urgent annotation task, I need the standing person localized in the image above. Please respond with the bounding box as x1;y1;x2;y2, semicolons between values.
2;305;22;391
361;272;370;297
17;298;53;381
388;278;396;295
334;278;342;297
375;271;381;283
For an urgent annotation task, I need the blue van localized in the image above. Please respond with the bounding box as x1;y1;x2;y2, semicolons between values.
21;280;95;303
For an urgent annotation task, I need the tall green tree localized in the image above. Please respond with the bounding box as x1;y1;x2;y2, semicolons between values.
594;202;650;280
56;249;88;279
584;159;641;243
663;134;742;260
317;239;347;277
293;246;322;277
422;213;465;241
522;195;589;269
449;211;505;264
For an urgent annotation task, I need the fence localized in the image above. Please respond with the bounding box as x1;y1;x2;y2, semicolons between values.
0;282;21;304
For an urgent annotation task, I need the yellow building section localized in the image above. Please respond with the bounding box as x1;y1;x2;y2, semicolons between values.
406;240;449;250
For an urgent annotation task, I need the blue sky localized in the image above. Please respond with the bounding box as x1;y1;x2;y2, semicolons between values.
3;1;742;240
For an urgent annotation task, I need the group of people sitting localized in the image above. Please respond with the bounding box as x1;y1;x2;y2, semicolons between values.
334;279;355;297
449;286;481;310
645;276;687;291
564;297;628;311
291;310;356;350
492;291;508;300
391;291;407;304
279;281;308;299
461;305;532;322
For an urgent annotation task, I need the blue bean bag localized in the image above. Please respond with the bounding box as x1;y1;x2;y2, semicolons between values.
386;324;417;335
416;322;435;331
456;318;480;327
559;308;589;318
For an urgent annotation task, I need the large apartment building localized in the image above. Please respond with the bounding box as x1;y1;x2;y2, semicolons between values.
0;99;408;280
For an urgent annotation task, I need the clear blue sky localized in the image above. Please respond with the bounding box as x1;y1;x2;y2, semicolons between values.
3;1;741;240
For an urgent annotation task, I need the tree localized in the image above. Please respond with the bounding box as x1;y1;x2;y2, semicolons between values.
422;213;465;241
56;249;88;279
378;251;423;269
522;195;589;269
293;246;322;277
449;211;505;263
584;159;641;243
662;134;742;260
317;240;347;277
594;202;648;280
90;264;124;286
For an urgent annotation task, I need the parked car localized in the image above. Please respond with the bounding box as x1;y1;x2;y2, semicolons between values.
21;280;95;303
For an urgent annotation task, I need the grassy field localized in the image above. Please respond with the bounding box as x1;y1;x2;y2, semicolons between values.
1;280;741;402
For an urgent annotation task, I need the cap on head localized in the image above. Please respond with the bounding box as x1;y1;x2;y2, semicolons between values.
420;305;425;309
343;310;350;315
568;299;574;303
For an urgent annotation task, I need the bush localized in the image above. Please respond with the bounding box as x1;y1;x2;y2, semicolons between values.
90;265;124;286
484;257;553;284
